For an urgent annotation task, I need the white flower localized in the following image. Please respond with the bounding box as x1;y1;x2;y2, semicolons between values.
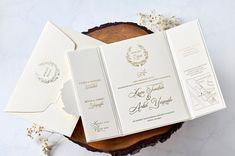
26;123;60;155
137;10;181;32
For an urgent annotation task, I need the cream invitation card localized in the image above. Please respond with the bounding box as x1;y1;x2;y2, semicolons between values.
68;19;226;142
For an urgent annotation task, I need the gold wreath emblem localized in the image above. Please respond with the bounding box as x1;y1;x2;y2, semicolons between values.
35;61;60;84
126;44;148;67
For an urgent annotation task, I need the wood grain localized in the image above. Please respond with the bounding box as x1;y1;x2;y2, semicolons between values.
68;22;183;156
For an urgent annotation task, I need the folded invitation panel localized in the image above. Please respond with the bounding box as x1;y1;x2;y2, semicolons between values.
67;19;226;142
166;20;226;118
5;22;104;136
67;49;121;142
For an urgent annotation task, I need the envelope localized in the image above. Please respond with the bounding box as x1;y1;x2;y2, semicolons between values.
5;22;104;136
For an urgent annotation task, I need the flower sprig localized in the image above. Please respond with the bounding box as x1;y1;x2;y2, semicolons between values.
137;10;180;32
27;123;44;138
27;123;61;155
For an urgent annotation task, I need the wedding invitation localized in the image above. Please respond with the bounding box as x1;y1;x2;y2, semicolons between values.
67;19;226;142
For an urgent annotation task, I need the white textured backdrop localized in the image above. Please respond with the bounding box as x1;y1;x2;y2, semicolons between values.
0;0;235;156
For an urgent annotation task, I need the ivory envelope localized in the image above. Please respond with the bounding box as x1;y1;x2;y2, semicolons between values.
5;22;104;136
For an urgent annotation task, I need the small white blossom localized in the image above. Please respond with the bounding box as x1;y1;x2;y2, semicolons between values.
137;10;180;32
26;123;61;155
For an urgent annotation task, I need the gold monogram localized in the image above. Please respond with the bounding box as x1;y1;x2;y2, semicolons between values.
126;45;148;67
35;61;60;84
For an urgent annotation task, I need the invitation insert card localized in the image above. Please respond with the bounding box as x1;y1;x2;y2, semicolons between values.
99;32;190;135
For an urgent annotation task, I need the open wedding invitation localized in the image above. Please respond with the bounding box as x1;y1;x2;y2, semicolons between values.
67;20;226;142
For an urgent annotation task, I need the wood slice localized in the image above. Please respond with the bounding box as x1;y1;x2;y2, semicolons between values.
68;22;183;156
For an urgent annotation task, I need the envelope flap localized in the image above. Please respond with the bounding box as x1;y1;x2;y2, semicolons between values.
61;80;80;117
57;26;105;49
5;22;76;113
